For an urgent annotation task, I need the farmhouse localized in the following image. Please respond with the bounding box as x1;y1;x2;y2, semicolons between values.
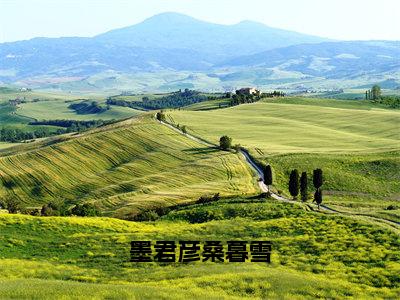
236;87;260;95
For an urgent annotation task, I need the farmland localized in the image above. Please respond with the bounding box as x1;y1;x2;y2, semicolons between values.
0;91;399;299
0;115;256;219
169;97;400;222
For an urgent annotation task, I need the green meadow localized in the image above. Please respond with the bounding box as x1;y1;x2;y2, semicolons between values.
0;197;398;299
18;99;141;121
169;97;400;222
170;97;399;154
0;91;399;299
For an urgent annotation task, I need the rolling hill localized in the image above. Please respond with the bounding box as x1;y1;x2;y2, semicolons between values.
169;97;400;222
0;115;256;219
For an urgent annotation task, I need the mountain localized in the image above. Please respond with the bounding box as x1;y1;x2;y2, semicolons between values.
0;12;399;91
0;12;328;83
218;41;400;79
95;12;329;58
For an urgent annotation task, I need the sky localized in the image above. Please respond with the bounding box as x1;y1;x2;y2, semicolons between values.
0;0;399;43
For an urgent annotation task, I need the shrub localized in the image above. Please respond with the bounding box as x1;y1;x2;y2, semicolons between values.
71;203;100;217
196;193;220;204
133;210;159;221
386;205;398;210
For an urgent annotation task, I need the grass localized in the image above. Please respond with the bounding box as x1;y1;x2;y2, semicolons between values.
0;89;143;150
172;97;399;154
169;97;400;221
0;115;256;218
0;197;398;299
18;99;141;121
184;98;231;111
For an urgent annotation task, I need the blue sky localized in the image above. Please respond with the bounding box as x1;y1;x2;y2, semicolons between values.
0;0;399;43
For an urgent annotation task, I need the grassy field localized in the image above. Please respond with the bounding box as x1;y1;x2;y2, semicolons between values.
169;97;400;222
0;197;398;299
18;99;141;121
0;88;143;151
0;115;256;218
171;97;399;154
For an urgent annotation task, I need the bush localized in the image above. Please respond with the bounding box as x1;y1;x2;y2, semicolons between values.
196;193;220;204
71;203;100;217
233;144;241;153
132;210;160;221
386;205;398;210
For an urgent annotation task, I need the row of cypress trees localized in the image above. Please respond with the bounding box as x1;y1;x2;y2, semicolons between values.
263;165;324;209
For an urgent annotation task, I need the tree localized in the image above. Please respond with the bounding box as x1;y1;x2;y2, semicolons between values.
313;169;323;190
156;111;166;122
288;169;299;200
263;165;273;191
314;189;323;209
219;136;232;150
300;171;308;202
371;85;382;100
181;125;187;134
1;198;19;214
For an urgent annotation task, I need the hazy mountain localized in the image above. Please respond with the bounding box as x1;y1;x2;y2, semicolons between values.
0;12;399;91
0;37;213;80
0;12;328;83
218;41;400;79
95;12;329;58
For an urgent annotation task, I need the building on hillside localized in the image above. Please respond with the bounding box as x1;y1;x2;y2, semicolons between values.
236;87;260;96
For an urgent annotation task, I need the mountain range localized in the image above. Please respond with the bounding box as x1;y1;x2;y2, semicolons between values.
0;12;399;92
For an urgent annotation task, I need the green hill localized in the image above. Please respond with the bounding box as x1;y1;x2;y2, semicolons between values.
169;97;400;222
0;115;256;219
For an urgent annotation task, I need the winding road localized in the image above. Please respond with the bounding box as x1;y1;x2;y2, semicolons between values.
158;117;400;229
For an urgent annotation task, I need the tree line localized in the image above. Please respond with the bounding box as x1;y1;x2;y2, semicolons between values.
265;166;324;209
0;127;62;143
107;89;208;110
0;197;100;217
1;119;115;143
228;90;284;107
365;84;400;108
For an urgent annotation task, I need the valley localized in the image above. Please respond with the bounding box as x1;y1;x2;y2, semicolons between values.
0;6;399;299
0;88;399;299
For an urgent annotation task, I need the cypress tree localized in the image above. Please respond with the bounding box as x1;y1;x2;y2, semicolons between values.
300;171;308;202
289;169;299;200
313;169;323;190
314;189;323;209
263;164;273;191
